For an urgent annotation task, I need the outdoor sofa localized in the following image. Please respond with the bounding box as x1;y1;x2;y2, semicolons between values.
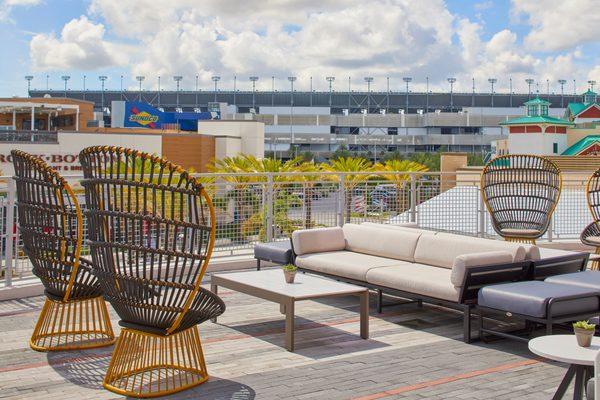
291;223;593;342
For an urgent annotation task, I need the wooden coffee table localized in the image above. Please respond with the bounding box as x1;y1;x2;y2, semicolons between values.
210;270;369;352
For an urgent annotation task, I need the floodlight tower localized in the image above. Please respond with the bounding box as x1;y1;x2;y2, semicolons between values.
589;80;597;91
525;78;534;99
173;75;183;106
46;74;49;90
136;76;145;101
211;76;220;102
326;76;335;106
558;79;566;107
249;76;259;109
25;75;33;96
488;78;497;107
288;76;297;155
61;75;70;97
403;77;412;111
364;77;373;112
99;76;107;109
447;77;456;110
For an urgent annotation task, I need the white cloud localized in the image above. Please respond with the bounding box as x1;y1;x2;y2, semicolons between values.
23;0;599;93
512;0;600;52
29;16;128;70
0;0;41;22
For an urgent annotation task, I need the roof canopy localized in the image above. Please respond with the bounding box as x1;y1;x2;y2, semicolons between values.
524;97;551;106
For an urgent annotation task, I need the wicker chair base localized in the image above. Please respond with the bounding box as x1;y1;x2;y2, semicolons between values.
30;296;115;352
103;326;209;398
504;236;537;245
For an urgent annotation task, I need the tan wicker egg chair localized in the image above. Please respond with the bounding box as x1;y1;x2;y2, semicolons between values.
11;150;115;351
581;168;600;270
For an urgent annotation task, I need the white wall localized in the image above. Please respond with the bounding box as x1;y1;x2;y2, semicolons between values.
198;120;264;158
508;133;568;155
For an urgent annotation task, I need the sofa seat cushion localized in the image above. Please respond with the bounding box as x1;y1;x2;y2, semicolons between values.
545;271;600;291
292;227;345;256
413;232;527;269
500;228;541;236
295;251;399;281
587;236;600;245
343;223;422;262
478;281;599;318
365;263;460;302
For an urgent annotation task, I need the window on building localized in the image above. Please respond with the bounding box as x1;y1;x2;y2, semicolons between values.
553;143;558;154
387;127;398;135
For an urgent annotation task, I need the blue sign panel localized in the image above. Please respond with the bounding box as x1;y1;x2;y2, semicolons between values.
123;102;219;131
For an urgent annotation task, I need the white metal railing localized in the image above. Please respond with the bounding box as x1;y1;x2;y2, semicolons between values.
0;171;593;287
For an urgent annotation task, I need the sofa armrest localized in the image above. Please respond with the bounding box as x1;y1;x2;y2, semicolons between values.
451;251;515;287
291;227;346;256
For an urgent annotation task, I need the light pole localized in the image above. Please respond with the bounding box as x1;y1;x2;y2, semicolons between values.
25;75;33;96
46;74;49;90
173;76;183;107
525;78;534;99
288;76;297;157
326;76;335;107
403;77;412;112
426;76;429;112
364;77;373;112
195;75;199;108
61;75;70;97
447;77;456;110
136;75;145;101
589;80;597;92
249;76;259;110
509;77;513;107
157;76;161;108
546;78;550;100
120;75;124;100
271;76;275;106
574;79;576;95
99;76;107;109
488;78;497;107
212;76;220;102
472;77;475;106
558;79;566;107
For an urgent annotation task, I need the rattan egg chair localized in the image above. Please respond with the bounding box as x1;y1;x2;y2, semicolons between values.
11;150;115;351
581;168;600;270
79;146;225;398
481;154;562;244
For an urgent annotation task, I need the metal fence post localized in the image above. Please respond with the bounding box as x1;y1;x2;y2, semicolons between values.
478;185;486;237
409;174;417;223
547;215;553;242
266;174;274;242
4;179;15;287
338;174;345;227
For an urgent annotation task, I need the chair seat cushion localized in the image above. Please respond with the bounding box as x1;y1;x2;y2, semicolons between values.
478;281;599;318
254;241;293;264
545;271;600;291
365;263;460;302
586;236;600;245
295;250;399;281
500;228;541;236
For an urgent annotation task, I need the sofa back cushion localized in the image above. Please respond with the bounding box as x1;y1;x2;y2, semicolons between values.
360;222;437;235
413;233;526;268
343;223;421;262
292;227;346;256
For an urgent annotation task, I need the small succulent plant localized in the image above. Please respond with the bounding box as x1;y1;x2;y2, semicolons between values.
573;320;596;331
282;264;297;272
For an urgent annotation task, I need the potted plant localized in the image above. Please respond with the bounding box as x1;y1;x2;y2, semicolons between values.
573;320;596;347
282;264;298;284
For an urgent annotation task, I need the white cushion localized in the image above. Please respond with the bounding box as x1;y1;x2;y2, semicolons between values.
292;227;345;256
587;236;600;245
366;263;461;302
295;250;400;281
450;251;514;287
413;233;526;269
521;244;541;261
343;223;421;262
500;228;541;236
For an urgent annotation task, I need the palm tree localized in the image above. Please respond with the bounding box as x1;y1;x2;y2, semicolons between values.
321;157;373;222
295;162;322;229
373;159;428;214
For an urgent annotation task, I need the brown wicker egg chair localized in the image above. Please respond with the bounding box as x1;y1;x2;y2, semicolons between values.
79;146;225;398
481;154;562;244
11;150;115;351
581;168;600;270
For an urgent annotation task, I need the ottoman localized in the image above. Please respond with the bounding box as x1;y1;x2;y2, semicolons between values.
477;280;600;341
253;240;293;270
545;270;600;290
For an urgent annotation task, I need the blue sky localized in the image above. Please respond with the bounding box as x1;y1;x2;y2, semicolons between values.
1;0;598;97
